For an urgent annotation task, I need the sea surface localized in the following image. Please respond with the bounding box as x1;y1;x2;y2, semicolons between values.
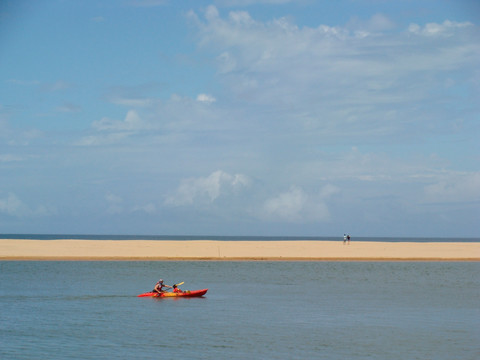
1;261;479;359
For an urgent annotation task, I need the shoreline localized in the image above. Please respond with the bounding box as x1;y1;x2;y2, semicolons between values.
1;239;479;261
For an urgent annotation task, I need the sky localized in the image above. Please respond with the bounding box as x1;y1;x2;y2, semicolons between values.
0;0;479;237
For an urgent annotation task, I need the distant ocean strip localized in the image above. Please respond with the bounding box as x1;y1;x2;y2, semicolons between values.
0;234;478;242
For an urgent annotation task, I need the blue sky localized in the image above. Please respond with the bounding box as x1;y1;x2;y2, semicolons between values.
1;0;479;237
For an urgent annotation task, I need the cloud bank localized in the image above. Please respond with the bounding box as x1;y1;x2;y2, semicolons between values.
1;3;478;236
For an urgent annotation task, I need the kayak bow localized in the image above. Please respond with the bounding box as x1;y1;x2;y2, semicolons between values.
137;288;208;298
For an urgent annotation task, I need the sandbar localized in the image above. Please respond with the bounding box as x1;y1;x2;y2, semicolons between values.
0;239;479;261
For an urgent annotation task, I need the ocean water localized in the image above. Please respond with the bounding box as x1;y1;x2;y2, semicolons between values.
1;234;479;242
1;261;479;360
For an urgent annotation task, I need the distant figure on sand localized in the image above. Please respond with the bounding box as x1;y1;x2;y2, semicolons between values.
344;234;347;244
347;234;351;244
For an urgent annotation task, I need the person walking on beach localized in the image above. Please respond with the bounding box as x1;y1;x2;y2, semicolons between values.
344;234;347;244
153;279;172;294
347;234;351;244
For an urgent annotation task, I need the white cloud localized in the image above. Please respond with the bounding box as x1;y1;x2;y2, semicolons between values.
408;20;473;37
205;4;220;21
262;186;308;222
0;193;26;217
0;193;52;218
261;185;339;223
93;110;144;131
76;110;150;146
191;8;479;141
77;92;236;147
217;51;237;74
196;93;217;103
165;170;250;206
320;184;341;198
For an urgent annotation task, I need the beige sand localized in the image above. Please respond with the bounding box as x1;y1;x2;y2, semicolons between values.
0;239;479;260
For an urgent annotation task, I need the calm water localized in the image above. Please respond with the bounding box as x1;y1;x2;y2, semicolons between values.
1;261;479;359
1;234;479;242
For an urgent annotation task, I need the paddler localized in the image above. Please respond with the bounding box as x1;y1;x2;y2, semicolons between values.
172;284;183;293
153;279;172;294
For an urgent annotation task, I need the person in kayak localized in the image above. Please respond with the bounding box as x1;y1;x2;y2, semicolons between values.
153;279;172;294
172;284;183;293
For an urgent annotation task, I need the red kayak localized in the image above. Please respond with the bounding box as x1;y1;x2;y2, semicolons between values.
137;289;208;298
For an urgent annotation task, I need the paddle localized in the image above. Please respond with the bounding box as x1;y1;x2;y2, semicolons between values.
174;282;184;286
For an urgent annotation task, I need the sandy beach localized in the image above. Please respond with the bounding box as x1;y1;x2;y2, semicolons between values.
0;239;479;261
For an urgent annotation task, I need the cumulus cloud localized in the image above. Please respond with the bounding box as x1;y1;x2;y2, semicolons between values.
55;8;480;234
76;110;150;146
0;193;26;217
262;186;308;222
0;193;52;217
196;93;217;103
261;185;339;223
93;110;144;131
165;170;250;206
77;91;232;147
